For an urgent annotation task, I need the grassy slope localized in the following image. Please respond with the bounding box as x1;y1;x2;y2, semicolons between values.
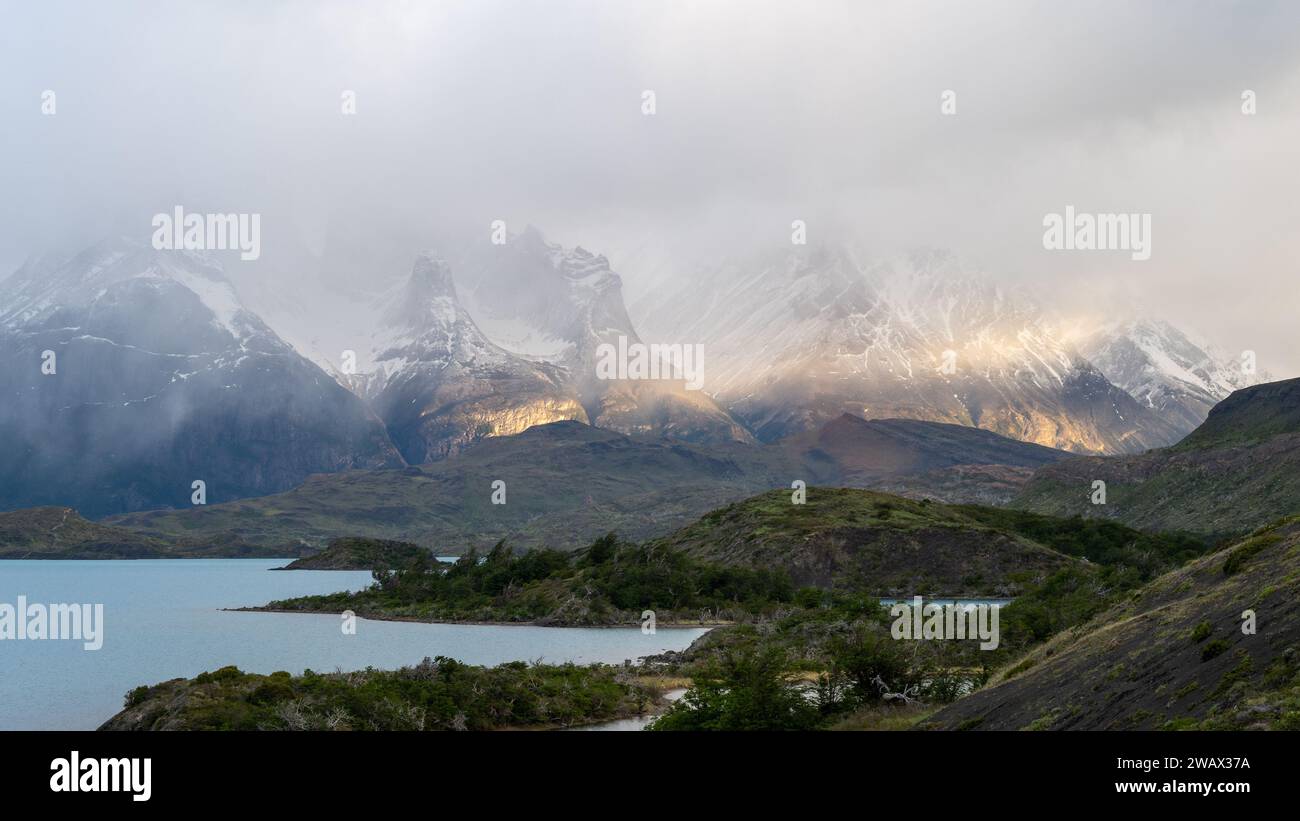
652;487;1078;597
658;493;1208;676
1173;377;1300;450
1013;377;1300;539
922;517;1300;730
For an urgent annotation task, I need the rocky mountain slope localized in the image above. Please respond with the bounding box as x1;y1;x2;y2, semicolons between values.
361;252;588;463
0;238;402;517
454;227;753;444
1076;317;1260;434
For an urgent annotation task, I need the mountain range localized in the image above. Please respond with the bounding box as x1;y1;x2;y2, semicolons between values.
453;227;752;444
0;231;1259;518
1075;317;1263;435
360;251;588;464
633;247;1249;453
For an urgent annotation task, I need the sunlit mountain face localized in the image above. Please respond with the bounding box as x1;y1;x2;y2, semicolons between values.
634;246;1239;454
451;227;755;444
359;251;590;464
0;230;1255;519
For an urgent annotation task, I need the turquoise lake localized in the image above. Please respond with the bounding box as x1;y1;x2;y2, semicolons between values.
0;559;708;730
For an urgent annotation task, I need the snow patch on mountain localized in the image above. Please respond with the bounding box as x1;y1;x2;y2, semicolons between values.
0;236;403;516
632;245;1186;453
1072;317;1267;432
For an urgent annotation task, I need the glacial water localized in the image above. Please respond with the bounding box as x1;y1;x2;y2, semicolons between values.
0;559;707;730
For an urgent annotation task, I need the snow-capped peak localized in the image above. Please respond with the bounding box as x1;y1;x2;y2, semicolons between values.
1;236;259;343
1073;316;1266;432
1079;317;1258;404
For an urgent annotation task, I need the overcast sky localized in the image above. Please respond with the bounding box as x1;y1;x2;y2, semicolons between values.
2;0;1298;375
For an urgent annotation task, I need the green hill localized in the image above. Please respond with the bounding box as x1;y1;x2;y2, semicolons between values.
1174;377;1300;451
650;487;1079;597
0;507;172;558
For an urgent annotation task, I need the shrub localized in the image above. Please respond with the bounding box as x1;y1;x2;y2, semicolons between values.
249;680;296;705
1201;638;1230;662
195;665;245;685
124;685;151;708
650;648;821;731
1223;534;1281;576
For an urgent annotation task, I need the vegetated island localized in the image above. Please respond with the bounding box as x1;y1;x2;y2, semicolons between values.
249;532;792;626
273;537;431;570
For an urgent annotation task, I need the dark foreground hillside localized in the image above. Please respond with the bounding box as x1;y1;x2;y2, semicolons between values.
923;517;1300;730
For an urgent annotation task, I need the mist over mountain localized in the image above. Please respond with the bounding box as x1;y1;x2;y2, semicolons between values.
452;227;754;444
1074;317;1265;434
2;229;1255;521
359;251;588;464
247;227;754;450
0;238;402;516
635;246;1197;454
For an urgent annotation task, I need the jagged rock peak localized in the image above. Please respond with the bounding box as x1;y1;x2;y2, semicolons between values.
408;252;457;298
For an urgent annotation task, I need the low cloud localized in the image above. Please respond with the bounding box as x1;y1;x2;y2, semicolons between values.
2;0;1297;374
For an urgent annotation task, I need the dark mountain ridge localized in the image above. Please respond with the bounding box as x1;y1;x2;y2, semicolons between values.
86;414;1071;556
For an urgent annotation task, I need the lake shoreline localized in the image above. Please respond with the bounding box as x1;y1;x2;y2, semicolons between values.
2;559;708;730
227;606;730;630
